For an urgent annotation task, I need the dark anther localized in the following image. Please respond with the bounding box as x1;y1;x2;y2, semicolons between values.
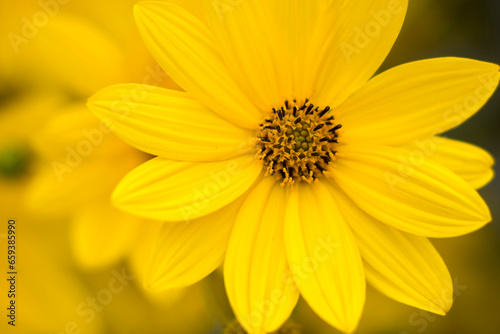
321;155;331;163
332;124;343;131
319;137;329;142
276;125;281;133
259;137;271;142
285;100;289;109
318;106;330;117
311;152;320;156
313;124;324;131
327;139;338;143
278;109;284;121
306;104;314;115
272;108;277;114
325;121;333;126
315;163;325;172
326;116;334;121
293;106;298;117
294;117;302;124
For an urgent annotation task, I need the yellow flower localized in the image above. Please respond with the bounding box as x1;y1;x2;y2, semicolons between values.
88;1;499;333
0;91;66;213
26;102;148;269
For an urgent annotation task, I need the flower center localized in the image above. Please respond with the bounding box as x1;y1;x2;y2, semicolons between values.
0;143;31;179
256;99;341;186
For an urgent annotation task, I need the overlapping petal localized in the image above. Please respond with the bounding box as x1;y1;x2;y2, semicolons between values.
270;0;327;99
285;182;365;333
143;198;244;291
403;137;495;189
339;58;500;145
206;0;292;110
327;182;453;315
333;144;491;237
134;1;260;128
309;0;408;107
225;178;299;333
113;154;262;222
88;84;253;161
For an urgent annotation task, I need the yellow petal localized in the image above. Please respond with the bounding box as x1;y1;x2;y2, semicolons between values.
225;178;299;333
270;0;327;100
333;144;491;237
71;203;139;269
129;221;163;284
134;1;260;128
285;182;365;334
309;0;408;107
165;0;208;24
206;0;291;110
339;58;500;145
402;137;494;189
144;198;243;291
113;154;262;221
328;182;453;315
88;84;253;161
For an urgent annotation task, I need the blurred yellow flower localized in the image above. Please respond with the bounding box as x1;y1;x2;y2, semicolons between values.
27;103;148;269
1;1;219;333
87;1;500;333
0;91;66;212
16;0;164;271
